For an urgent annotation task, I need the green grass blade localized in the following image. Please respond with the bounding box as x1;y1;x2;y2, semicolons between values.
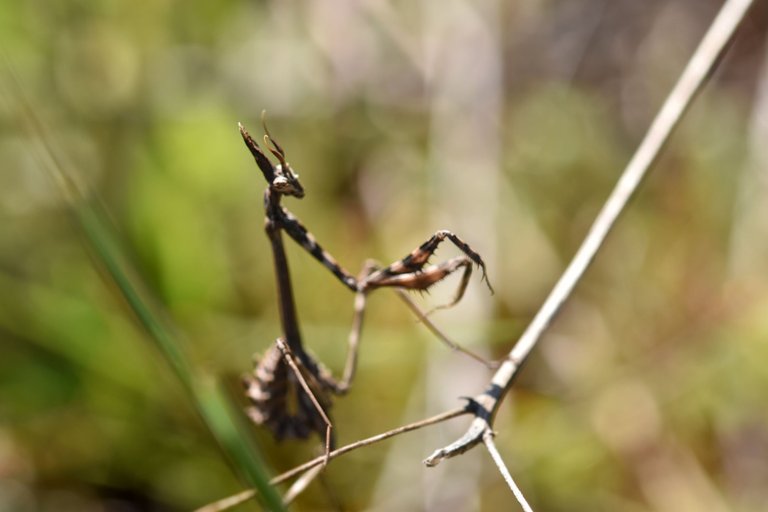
76;203;284;511
4;64;285;511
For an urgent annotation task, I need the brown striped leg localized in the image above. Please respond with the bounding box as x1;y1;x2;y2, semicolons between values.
278;207;359;292
366;230;494;295
424;259;473;314
364;261;497;368
359;257;496;368
357;232;496;367
364;257;475;308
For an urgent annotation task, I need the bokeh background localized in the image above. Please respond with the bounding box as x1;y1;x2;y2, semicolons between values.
2;1;768;511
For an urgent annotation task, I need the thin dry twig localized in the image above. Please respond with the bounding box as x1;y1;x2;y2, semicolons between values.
276;405;466;481
195;406;469;512
275;339;333;466
195;489;256;512
424;0;757;468
283;464;324;506
483;430;533;512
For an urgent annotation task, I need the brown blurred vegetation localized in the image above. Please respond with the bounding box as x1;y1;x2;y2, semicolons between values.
2;1;768;511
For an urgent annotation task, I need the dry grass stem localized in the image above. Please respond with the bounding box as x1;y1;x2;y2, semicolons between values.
425;0;757;467
483;430;534;512
275;339;333;465
282;464;324;506
195;406;469;511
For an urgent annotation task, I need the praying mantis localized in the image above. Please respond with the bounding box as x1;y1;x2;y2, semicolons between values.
239;115;494;459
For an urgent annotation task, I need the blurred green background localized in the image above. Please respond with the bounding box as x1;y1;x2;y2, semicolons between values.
2;1;768;511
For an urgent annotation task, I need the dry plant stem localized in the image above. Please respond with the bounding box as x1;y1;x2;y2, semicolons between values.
393;289;497;369
283;464;324;505
195;489;258;512
425;0;756;466
275;339;333;465
274;405;467;483
195;406;469;512
483;430;534;512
